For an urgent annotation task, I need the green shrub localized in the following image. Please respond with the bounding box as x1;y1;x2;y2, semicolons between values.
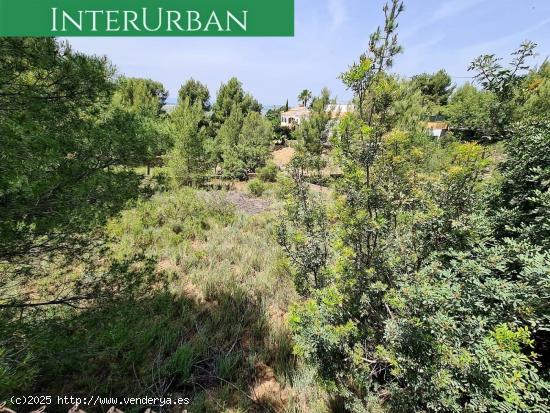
258;162;278;182
248;179;266;197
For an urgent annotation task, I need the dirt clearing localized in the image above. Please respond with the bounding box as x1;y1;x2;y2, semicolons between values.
224;191;272;215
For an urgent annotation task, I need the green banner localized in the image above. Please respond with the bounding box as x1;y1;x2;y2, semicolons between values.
0;0;294;36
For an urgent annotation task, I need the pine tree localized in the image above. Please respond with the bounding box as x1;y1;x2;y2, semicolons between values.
168;98;209;186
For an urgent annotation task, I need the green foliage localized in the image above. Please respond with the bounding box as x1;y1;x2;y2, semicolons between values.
240;111;274;171
219;108;273;180
258;162;279;183
207;79;270;179
248;179;266;197
468;41;538;139
446;47;547;141
167;98;210;187
107;188;234;261
470;41;537;102
0;38;150;266
286;115;549;411
340;0;404;122
491;121;550;250
519;62;550;121
3;8;550;413
411;69;455;107
111;77;171;172
265;105;285;127
277;167;330;295
266;105;292;143
113;76;168;116
0;256;166;396
1;188;300;411
298;89;313;107
445;83;496;138
211;77;261;129
217;105;246;178
378;241;550;412
292;88;332;175
177;78;211;112
281;4;550;411
341;55;373;120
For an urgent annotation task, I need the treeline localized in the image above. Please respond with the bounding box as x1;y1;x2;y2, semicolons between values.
170;77;274;184
113;70;276;184
278;1;550;412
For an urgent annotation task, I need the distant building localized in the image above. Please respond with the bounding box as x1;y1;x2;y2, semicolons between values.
280;104;354;128
426;121;449;138
280;105;311;128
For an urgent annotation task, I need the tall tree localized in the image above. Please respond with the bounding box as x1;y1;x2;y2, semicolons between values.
412;69;455;107
444;83;496;138
298;89;313;107
239;111;273;171
266;105;292;144
217;105;245;178
282;3;550;411
177;79;211;112
491;121;550;249
216;105;273;179
211;77;261;128
519;61;550;121
168;98;209;186
112;77;170;174
468;41;537;139
113;77;168;116
0;38;149;265
292;88;332;176
340;0;404;122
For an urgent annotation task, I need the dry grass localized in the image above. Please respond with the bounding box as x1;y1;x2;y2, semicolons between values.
272;147;295;169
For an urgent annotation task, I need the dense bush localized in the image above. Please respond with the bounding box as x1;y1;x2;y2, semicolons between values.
491;121;550;249
107;188;234;261
248;179;266;197
0;38;161;266
285;115;550;413
3;4;550;412
279;1;550;411
258;162;279;182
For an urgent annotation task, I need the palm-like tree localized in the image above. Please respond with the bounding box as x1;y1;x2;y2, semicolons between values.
298;89;313;107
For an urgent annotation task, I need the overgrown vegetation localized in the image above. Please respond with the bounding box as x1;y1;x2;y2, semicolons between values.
1;2;549;411
278;1;550;412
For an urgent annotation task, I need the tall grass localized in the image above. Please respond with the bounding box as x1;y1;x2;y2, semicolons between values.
1;187;328;412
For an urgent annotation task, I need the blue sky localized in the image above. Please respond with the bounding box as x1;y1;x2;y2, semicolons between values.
65;0;550;106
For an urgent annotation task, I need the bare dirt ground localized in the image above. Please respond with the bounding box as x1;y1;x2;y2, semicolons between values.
272;147;295;169
224;191;273;215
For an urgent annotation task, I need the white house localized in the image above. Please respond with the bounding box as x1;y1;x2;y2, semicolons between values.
280;105;311;128
280;104;354;128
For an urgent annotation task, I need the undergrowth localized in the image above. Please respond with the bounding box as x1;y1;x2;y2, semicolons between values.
1;187;328;413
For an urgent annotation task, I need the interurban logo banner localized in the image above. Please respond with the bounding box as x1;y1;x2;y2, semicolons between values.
0;0;294;36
